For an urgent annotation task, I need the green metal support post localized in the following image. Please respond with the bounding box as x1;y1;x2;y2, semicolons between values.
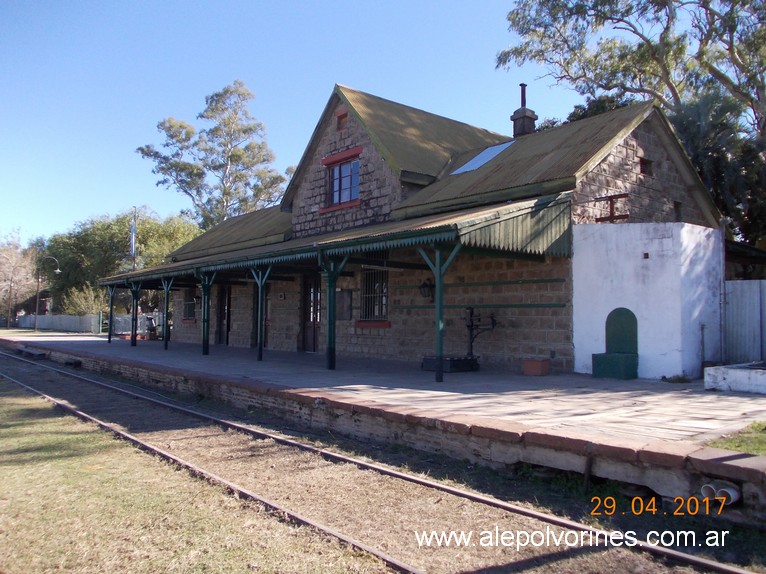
250;266;272;361
106;285;117;343
319;253;349;370
129;281;142;347
198;272;216;356
161;277;173;351
418;244;462;382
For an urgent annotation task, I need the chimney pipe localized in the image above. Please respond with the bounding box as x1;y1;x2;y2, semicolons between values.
511;82;537;137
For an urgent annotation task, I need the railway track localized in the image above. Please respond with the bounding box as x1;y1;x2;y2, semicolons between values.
0;349;758;574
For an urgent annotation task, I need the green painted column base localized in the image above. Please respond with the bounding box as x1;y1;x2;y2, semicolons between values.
592;353;638;379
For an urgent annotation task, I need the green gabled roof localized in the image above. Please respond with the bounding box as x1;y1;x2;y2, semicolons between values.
393;101;659;218
167;206;292;262
336;85;510;179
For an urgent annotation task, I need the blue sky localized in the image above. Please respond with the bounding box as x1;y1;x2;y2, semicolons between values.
1;1;585;245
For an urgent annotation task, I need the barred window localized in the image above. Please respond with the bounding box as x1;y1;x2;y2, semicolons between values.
183;288;197;319
360;254;388;321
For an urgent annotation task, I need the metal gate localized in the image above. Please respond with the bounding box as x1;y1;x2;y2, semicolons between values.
725;280;766;363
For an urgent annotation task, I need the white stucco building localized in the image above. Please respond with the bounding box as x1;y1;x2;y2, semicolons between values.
573;222;723;379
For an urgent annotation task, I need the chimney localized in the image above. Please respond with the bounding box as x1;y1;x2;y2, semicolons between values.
510;83;538;137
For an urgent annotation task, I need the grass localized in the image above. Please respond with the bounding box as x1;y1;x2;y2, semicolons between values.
0;380;390;574
709;421;766;455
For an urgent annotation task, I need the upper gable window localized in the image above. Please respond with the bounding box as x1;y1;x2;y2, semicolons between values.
322;146;363;206
336;112;349;131
639;157;654;176
330;159;360;204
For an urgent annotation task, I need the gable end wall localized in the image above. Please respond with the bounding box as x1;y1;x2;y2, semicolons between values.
291;102;404;238
573;122;709;227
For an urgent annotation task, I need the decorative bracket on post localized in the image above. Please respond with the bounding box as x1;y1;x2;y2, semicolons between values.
197;272;216;356
250;266;272;361
417;243;462;382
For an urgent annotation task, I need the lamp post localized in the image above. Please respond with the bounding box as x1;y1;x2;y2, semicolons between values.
34;256;61;332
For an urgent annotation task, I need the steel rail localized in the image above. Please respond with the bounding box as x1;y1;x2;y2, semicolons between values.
0;366;423;574
0;349;755;574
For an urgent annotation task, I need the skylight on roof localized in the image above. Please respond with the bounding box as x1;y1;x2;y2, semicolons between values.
450;140;514;175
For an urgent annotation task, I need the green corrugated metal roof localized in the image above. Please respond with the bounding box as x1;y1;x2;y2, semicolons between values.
100;194;571;286
337;85;510;178
168;206;292;262
279;85;510;212
392;101;657;218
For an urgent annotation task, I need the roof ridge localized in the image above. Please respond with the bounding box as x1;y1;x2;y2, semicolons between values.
335;84;508;140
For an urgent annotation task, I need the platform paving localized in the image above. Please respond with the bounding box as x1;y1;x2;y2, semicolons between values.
3;330;766;445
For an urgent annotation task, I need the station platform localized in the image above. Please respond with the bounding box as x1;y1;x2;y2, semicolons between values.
2;330;764;444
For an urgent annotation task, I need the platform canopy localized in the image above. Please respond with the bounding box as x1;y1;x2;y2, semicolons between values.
99;192;572;289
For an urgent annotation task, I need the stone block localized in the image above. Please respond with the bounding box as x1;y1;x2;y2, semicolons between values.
638;440;702;468
523;428;595;455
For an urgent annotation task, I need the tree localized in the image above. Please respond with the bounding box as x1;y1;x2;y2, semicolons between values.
45;209;201;313
537;93;636;130
137;80;286;229
0;233;36;326
61;283;104;316
669;89;766;242
497;0;766;138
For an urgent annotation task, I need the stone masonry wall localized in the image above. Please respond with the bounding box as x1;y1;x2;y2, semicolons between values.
170;251;573;370
321;249;573;372
171;290;199;345
291;99;404;238
574;121;710;227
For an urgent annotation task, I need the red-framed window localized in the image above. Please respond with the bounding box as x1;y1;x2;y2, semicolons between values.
330;159;360;205
322;146;362;207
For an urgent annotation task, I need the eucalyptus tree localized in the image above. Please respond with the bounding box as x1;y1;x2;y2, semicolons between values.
670;91;766;243
498;0;766;138
137;80;286;230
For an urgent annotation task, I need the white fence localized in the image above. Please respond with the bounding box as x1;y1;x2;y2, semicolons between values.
17;313;102;334
17;313;166;335
725;280;766;363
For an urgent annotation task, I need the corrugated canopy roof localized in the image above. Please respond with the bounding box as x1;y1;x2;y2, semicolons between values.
100;193;571;286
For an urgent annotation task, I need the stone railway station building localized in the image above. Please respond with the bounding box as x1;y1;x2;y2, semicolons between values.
101;85;724;381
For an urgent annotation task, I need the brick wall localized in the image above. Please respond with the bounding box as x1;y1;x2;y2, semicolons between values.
171;290;199;345
262;279;303;352
574;121;709;227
